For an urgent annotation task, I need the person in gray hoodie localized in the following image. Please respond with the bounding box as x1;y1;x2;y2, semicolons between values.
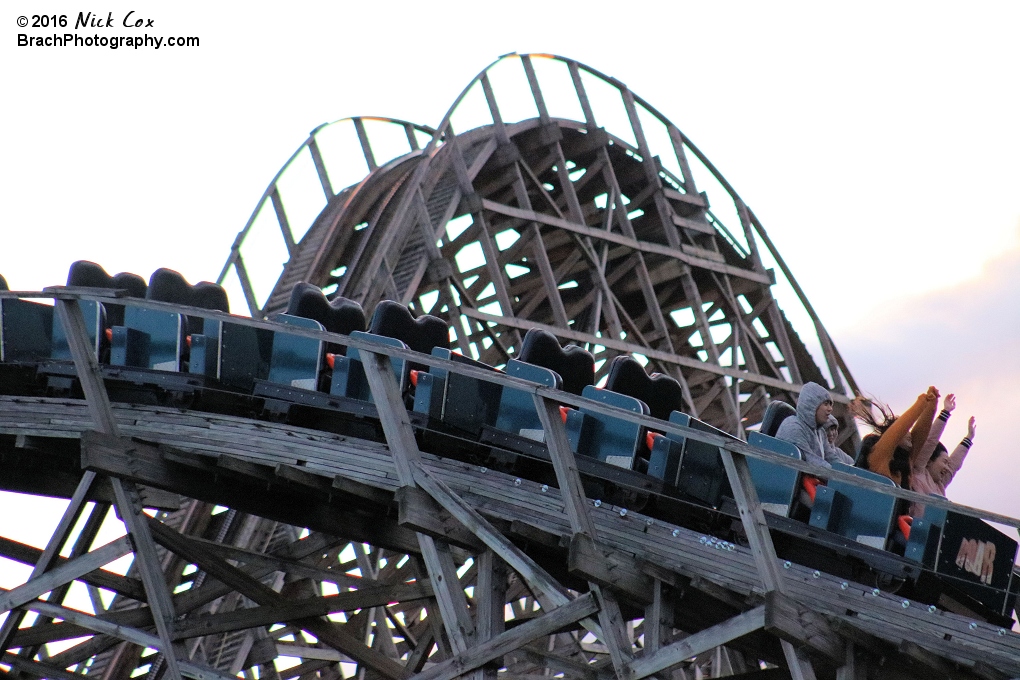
774;382;841;468
824;413;854;465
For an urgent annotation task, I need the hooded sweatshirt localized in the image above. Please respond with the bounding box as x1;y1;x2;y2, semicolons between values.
774;382;833;468
824;414;854;466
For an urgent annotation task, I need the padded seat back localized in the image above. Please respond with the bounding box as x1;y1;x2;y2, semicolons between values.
267;314;325;390
148;268;229;336
286;283;366;339
746;432;802;517
1;298;53;363
518;329;594;396
667;413;734;508
811;462;897;549
51;300;104;361
567;385;648;469
368;300;447;355
332;331;411;402
423;347;503;433
67;260;146;327
760;400;796;437
113;305;184;371
494;359;562;439
604;355;685;420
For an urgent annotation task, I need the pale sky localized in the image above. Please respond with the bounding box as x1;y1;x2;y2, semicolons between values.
2;0;1018;584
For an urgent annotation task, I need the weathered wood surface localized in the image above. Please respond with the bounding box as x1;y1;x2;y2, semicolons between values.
2;396;1017;673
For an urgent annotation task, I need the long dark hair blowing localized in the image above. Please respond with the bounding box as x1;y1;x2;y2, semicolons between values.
851;397;912;489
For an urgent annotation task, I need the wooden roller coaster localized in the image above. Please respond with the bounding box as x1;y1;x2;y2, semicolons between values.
1;54;1018;680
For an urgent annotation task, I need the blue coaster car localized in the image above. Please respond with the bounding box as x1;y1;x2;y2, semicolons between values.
258;286;366;393
905;504;1020;620
331;301;446;404
565;385;649;469
809;463;898;550
589;355;685;475
413;347;502;432
110;269;229;375
1;296;54;364
265;314;326;390
745;431;802;517
480;329;594;446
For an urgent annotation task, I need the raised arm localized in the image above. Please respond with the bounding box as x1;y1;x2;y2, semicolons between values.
913;393;954;471
944;416;976;485
908;386;939;463
868;390;935;482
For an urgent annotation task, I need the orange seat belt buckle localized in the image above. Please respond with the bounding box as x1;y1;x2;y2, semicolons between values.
802;475;822;503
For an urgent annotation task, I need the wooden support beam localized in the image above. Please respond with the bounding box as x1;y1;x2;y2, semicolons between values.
397;485;485;551
567;534;654;604
0;470;97;655
172;582;432;640
643;580;674;656
474;550;507;679
79;431;420;555
410;466;571;610
532;395;597;539
718;449;786;595
0;536;130;613
145;515;410;680
532;394;631;677
764;592;844;663
479;198;772;285
52;295;189;680
414;592;599;680
17;600;237;680
626;605;766;679
110;477;190;680
360;349;479;658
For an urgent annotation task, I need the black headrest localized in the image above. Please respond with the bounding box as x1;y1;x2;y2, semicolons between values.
67;261;148;298
148;269;229;313
0;274;8;291
286;283;366;336
368;300;448;355
760;400;796;437
604;355;685;420
518;328;594;396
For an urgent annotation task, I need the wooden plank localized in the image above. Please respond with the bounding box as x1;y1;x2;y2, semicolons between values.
567;534;653;604
627;605;766;679
2;652;91;680
173;582;431;640
146;515;411;680
412;466;571;610
764;592;844;662
20;600;237;680
532;396;597;539
109;475;189;680
480;198;772;285
415;592;599;680
0;536;130;613
360;349;478;656
52;297;120;436
396;486;485;551
718;448;786;594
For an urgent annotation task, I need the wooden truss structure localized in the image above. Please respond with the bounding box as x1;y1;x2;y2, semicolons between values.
218;53;857;439
0;293;1018;680
2;55;1017;680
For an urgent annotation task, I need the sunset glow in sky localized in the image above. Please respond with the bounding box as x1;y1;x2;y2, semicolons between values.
2;0;1018;583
